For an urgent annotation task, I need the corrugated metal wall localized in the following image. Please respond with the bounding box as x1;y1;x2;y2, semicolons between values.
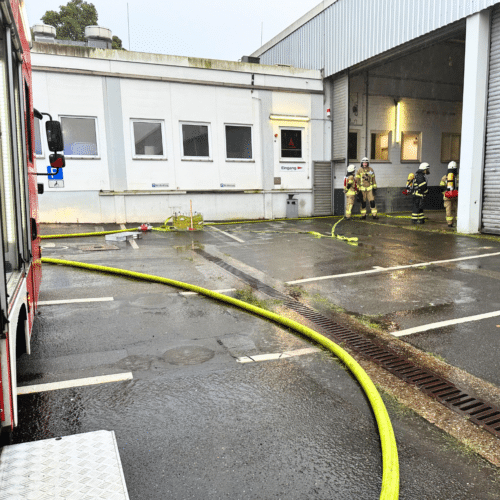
259;0;500;76
482;5;500;234
263;15;325;70
332;74;348;160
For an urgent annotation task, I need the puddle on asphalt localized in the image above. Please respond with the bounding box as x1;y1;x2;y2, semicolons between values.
174;242;204;253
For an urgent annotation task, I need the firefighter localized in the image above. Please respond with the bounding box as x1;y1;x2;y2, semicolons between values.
355;157;378;219
404;162;430;224
440;161;459;227
344;164;358;220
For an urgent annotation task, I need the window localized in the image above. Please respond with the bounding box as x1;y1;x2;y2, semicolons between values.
34;117;43;156
132;120;165;158
181;122;210;159
348;131;359;161
225;125;252;159
401;132;421;162
281;129;302;158
370;131;389;161
441;133;460;162
60;116;98;156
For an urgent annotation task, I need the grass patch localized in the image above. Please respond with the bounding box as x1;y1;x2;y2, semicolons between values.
234;287;281;311
426;351;447;363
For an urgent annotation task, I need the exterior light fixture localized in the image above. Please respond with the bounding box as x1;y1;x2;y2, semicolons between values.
394;100;401;143
269;114;310;122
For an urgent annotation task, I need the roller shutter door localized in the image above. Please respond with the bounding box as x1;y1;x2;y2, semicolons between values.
313;162;332;215
482;7;500;234
332;73;348;161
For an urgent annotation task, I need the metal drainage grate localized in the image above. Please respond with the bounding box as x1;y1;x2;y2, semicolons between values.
196;249;500;439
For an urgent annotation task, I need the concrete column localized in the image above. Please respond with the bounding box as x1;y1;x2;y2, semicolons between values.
457;10;491;233
102;77;128;222
258;91;275;219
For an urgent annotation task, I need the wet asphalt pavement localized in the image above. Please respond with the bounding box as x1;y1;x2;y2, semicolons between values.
11;212;500;499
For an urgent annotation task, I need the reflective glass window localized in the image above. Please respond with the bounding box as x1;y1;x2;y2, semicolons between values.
182;123;210;158
225;125;252;159
61;116;98;156
132;120;164;157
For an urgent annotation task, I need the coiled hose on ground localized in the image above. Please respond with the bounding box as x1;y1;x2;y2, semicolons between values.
41;256;399;499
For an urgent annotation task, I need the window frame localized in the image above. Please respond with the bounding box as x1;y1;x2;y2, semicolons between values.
180;121;212;161
369;130;390;162
440;132;461;163
59;115;100;159
130;118;167;160
400;131;422;163
280;127;304;161
224;123;254;161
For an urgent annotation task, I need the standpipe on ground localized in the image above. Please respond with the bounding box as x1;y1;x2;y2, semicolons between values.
41;256;399;500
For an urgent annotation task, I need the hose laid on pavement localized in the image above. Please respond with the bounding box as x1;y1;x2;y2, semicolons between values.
40;228;136;239
41;257;399;499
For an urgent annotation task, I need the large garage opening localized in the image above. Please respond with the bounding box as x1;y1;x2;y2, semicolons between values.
333;27;466;218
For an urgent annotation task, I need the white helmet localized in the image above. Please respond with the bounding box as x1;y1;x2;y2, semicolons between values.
361;157;369;164
347;164;355;173
418;162;430;171
448;161;457;169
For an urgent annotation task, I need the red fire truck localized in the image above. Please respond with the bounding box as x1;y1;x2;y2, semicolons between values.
0;0;64;433
0;5;130;496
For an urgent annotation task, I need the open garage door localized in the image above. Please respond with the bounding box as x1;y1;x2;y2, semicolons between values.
482;7;500;235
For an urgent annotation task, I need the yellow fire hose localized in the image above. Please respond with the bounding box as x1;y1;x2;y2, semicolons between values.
40;228;136;239
41;257;399;499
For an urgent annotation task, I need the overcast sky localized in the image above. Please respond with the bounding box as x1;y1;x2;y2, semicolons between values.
26;0;321;61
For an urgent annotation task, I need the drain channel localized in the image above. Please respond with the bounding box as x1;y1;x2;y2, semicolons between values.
196;249;500;439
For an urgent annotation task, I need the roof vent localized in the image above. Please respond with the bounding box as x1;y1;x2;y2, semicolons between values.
32;24;56;43
241;56;260;64
84;26;112;49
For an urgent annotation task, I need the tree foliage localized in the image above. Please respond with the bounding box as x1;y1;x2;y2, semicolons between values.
112;36;123;50
42;0;98;42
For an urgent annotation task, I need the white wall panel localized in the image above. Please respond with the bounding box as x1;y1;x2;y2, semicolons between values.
35;72;109;192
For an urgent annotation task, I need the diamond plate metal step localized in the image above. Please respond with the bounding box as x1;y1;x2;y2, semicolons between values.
0;430;129;499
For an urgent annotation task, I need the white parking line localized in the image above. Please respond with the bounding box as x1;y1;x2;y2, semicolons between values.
38;297;114;306
209;226;245;243
236;347;320;363
17;372;134;395
120;224;140;249
392;310;500;337
286;251;500;284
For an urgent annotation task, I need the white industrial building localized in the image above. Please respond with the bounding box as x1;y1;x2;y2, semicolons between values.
32;1;500;234
31;26;326;223
251;0;500;235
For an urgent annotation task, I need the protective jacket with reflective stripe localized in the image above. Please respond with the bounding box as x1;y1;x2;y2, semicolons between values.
355;166;377;191
407;171;428;197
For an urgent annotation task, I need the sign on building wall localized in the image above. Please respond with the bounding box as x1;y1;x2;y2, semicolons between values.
47;166;64;188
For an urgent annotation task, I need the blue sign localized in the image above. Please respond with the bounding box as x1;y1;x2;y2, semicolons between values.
47;166;64;180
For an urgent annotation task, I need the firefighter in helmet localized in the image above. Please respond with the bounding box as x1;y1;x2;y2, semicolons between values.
355;157;378;219
404;162;430;224
440;161;459;227
344;164;358;220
